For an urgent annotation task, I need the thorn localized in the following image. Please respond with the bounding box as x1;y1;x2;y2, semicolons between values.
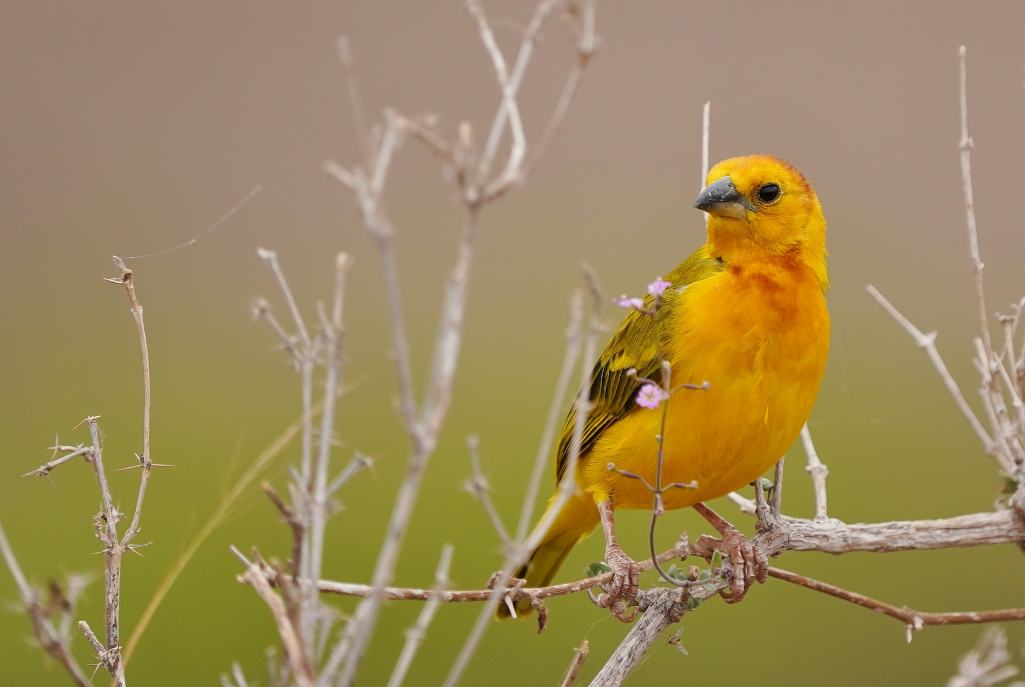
72;416;100;431
503;595;517;619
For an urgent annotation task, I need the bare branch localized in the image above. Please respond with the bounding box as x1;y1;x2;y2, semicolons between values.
755;509;1025;557
340;215;482;686
726;491;757;516
476;0;559;184
700;100;710;187
256;249;311;349
241;560;316;687
262;483;305;581
257;247;318;490
0;518;93;687
336;36;373;173
305;252;353;644
247;539;691;603
801;424;829;521
393;114;457;167
465;0;528;198
769;566;1025;636
441;267;604;687
516;290;585;541
958;46;994;362
386;544;454;687
326;453;373;498
769;456;785;515
22;445;92;477
78;620;105;661
322;160;357;191
464;436;511;549
559;640;590;687
520;0;599;189
110;257;154;547
948;627;1021;687
588;584;723;687
251;297;302;368
867;284;1008;471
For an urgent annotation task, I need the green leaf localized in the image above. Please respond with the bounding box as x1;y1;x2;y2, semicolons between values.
686;596;702;610
585;562;611;577
664;563;690;582
710;550;722;569
698;569;711;581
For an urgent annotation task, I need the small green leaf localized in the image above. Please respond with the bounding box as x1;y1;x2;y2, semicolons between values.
698;569;711;581
585;562;612;577
686;596;702;610
665;563;690;582
702;582;716;593
710;550;722;569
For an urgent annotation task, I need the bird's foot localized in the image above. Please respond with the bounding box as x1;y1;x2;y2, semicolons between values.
694;527;767;604
593;544;639;622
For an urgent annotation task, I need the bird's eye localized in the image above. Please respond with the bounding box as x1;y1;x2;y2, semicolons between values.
757;183;781;204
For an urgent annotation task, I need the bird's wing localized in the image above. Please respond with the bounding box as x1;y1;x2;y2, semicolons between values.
555;249;725;482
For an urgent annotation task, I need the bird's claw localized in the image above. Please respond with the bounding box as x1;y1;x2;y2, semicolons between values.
602;545;640;601
592;545;639;620
694;528;767;604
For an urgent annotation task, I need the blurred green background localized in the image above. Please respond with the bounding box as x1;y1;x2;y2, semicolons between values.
1;1;1024;684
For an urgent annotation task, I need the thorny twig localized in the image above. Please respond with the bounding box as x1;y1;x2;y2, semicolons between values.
6;258;160;686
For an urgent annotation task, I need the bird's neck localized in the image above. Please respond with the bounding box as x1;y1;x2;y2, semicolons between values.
706;230;828;292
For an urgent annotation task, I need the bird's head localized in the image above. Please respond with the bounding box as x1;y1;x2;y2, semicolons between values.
696;155;827;289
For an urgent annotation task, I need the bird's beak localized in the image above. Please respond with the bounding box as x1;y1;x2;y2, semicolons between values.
694;176;757;219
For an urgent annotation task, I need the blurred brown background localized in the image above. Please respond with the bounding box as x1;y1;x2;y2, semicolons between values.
1;1;1024;684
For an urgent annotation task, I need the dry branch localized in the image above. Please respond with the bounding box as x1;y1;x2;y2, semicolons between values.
3;258;160;687
0;518;93;687
768;567;1025;636
559;640;590;687
386;545;454;687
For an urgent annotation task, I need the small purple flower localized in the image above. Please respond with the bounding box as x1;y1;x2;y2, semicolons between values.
636;383;667;409
612;296;644;309
647;278;671;297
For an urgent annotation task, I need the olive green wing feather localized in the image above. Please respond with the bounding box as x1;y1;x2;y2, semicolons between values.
554;249;725;482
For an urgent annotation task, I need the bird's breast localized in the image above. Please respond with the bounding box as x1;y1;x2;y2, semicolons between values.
583;260;829;510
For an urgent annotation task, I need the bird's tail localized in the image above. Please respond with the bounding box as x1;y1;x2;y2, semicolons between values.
497;490;599;619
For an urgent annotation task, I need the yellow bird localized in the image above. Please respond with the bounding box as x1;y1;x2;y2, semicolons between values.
503;155;829;618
